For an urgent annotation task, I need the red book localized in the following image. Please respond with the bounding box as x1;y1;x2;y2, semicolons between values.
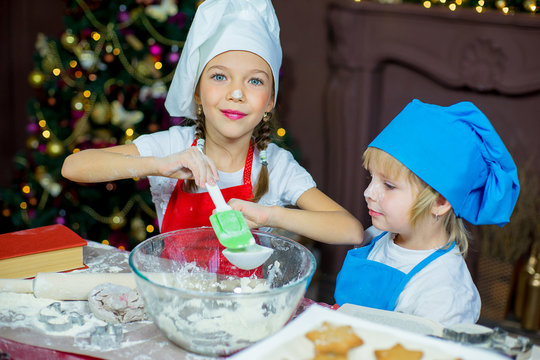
0;224;87;279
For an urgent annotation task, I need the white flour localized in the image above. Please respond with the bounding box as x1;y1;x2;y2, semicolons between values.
0;292;105;337
137;260;305;357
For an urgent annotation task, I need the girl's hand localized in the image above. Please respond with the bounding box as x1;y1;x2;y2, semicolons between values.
156;147;219;187
228;199;273;228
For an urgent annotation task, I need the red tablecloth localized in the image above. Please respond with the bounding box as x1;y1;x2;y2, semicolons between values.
0;336;102;360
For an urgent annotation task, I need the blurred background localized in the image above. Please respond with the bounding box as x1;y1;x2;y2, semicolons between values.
1;0;539;341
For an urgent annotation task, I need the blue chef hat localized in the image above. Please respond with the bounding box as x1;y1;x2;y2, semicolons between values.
369;99;520;226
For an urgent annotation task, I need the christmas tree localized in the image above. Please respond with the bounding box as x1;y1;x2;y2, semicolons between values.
0;0;200;250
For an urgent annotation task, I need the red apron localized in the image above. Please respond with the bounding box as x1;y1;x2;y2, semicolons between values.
160;140;259;277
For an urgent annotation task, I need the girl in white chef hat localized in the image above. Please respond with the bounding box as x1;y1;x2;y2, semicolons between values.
62;0;363;271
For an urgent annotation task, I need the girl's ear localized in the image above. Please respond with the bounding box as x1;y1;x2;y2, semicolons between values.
194;83;201;105
432;194;452;217
265;91;275;113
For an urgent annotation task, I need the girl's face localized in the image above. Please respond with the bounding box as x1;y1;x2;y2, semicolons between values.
364;163;419;236
194;50;274;141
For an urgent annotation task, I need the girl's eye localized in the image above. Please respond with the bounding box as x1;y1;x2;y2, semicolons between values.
384;182;396;190
249;78;263;86
212;73;226;81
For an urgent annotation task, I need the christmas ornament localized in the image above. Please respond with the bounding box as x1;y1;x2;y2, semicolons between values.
110;210;127;230
35;33;49;57
524;0;537;11
168;12;187;29
78;50;98;70
104;53;115;63
495;0;507;8
126;34;144;51
149;43;163;56
118;10;130;23
46;140;65;157
130;216;147;242
139;81;167;101
28;70;45;88
134;54;163;79
90;102;111;125
27;122;39;134
61;30;78;50
166;51;180;64
111;101;144;130
71;93;87;111
145;0;178;22
38;173;62;197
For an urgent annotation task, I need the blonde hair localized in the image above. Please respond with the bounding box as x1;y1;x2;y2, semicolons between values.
183;110;274;202
363;147;469;254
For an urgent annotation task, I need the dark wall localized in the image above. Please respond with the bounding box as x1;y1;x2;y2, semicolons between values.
0;0;65;187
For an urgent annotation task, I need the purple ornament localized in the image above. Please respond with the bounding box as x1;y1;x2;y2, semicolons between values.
168;12;187;29
27;122;39;134
71;109;85;120
118;11;130;23
82;28;92;38
150;44;163;56
56;216;66;225
166;52;180;64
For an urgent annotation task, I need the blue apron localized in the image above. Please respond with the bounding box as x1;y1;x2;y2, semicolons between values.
334;232;455;310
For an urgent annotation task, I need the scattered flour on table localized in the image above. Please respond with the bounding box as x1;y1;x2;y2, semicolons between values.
0;292;105;336
0;292;150;352
81;252;127;273
81;241;130;273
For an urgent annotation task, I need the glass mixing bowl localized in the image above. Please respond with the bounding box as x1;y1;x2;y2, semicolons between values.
128;227;316;357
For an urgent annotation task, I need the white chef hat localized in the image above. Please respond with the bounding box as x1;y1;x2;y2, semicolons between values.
164;0;282;119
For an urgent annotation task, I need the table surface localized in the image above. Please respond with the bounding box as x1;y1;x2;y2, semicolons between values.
1;241;538;360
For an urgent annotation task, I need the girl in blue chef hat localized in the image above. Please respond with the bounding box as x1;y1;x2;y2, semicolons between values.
62;0;363;271
334;99;520;326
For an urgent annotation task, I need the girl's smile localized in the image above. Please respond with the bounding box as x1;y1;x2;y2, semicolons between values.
221;109;247;120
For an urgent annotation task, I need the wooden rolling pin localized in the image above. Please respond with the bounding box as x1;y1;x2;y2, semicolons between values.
0;272;136;300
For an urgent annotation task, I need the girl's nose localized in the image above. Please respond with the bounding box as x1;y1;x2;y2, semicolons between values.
229;89;244;101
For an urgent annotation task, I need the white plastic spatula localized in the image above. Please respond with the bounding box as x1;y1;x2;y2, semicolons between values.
206;183;273;270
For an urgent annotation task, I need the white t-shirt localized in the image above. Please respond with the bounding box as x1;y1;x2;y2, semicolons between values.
133;125;316;229
365;226;481;327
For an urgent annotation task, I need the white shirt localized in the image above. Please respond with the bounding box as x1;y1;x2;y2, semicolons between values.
365;226;481;327
133;125;316;229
